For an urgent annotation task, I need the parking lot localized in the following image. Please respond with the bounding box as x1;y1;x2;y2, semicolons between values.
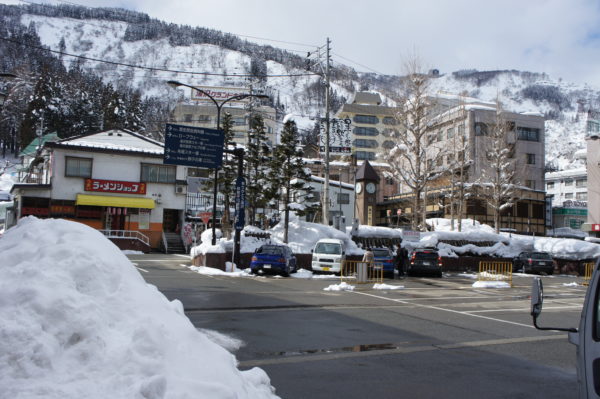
132;254;585;398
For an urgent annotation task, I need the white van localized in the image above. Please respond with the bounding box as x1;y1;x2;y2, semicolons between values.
311;238;346;273
531;259;599;398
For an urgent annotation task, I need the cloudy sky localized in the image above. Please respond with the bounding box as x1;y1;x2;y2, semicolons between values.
4;0;600;86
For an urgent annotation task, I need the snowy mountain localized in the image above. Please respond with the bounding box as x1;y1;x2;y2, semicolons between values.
3;4;599;172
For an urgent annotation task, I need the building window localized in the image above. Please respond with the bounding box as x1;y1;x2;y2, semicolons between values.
474;122;488;136
354;127;379;136
232;117;246;126
187;168;210;177
355;151;376;160
565;193;574;199
141;163;176;183
436;157;443;167
382;117;398;125
525;180;536;189
337;193;350;204
526;153;536;164
65;156;92;178
184;114;193;122
576;192;588;200
546;182;554;190
353;139;378;148
353;115;379;124
564;179;573;186
437;131;444;142
457;123;465;137
198;115;211;122
385;176;394;185
447;154;455;164
517;127;540;142
576;179;587;188
447;127;455;139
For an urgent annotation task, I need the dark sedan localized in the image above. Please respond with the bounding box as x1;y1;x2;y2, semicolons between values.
513;252;555;275
250;244;297;276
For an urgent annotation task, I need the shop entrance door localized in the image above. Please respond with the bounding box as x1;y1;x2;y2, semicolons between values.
162;209;179;232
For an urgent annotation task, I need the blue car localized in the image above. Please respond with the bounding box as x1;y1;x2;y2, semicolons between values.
373;247;396;278
250;244;297;276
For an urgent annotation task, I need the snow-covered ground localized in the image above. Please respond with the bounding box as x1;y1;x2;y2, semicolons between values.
0;217;278;399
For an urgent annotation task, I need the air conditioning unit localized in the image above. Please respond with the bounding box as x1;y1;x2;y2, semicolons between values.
175;184;187;195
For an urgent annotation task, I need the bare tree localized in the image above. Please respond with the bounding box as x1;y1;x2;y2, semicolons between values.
472;98;518;233
380;57;445;231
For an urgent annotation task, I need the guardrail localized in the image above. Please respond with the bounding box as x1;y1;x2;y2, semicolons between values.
478;261;513;287
340;260;383;284
99;230;150;246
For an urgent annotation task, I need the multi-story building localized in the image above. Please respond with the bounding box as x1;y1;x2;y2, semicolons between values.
9;130;188;251
585;111;600;237
383;94;547;233
334;92;398;161
171;103;277;148
545;168;588;230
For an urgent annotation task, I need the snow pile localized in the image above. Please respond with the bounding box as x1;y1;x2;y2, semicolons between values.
189;265;254;277
291;269;339;279
472;281;511;289
0;217;278;399
323;282;355;291
373;283;404;290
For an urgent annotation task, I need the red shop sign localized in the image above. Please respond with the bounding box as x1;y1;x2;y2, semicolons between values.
84;179;146;195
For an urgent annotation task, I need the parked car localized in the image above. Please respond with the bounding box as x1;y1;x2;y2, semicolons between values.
250;244;297;276
407;248;443;277
311;238;346;274
513;251;554;274
372;247;396;278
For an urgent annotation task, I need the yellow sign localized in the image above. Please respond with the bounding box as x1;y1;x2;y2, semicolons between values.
368;206;373;226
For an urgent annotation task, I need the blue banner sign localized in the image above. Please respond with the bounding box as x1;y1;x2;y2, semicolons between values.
164;123;224;169
234;176;246;230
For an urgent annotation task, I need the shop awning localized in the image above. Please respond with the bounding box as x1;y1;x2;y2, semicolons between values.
76;194;155;209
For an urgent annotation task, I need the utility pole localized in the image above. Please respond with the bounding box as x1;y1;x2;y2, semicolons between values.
323;37;331;226
306;38;332;226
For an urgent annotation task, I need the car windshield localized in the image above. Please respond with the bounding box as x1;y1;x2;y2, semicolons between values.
531;252;552;260
314;242;342;255
256;246;284;255
414;251;438;259
373;249;391;257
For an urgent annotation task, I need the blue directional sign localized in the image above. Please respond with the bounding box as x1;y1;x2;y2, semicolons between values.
164;123;224;169
234;176;246;230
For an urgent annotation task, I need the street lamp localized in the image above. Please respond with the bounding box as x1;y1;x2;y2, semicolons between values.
166;80;269;256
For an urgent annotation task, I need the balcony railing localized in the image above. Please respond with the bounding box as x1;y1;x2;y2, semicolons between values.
17;170;50;185
99;230;150;246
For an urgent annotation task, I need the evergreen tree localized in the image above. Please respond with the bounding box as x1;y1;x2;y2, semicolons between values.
269;118;319;243
218;113;237;239
245;114;270;225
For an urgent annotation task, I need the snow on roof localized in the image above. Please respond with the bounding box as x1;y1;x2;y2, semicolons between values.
55;130;164;154
0;217;277;398
545;167;587;179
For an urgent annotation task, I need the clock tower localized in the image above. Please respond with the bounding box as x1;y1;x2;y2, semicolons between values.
354;160;380;226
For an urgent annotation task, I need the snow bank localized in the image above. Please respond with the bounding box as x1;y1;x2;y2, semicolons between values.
323;282;355;291
373;283;404;290
0;217;278;399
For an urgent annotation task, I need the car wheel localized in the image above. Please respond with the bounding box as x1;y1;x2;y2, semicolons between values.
282;265;290;277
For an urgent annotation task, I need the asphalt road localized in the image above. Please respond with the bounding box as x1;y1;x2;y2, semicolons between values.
129;253;585;399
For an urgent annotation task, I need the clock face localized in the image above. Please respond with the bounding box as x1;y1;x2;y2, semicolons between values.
366;182;376;194
355;182;363;194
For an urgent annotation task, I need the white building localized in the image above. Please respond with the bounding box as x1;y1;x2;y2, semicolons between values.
545;168;588;206
291;175;355;230
10;130;188;251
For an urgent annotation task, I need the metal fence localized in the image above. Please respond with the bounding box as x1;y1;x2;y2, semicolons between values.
99;229;150;246
583;261;595;286
340;260;384;284
478;261;513;287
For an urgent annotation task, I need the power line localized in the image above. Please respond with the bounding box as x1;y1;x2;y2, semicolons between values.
332;52;386;75
0;36;319;78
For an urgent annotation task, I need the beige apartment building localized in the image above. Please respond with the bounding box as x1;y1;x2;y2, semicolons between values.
334;92;399;161
171;103;277;148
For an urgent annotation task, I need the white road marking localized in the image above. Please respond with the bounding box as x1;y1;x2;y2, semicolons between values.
135;267;149;273
352;290;536;329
